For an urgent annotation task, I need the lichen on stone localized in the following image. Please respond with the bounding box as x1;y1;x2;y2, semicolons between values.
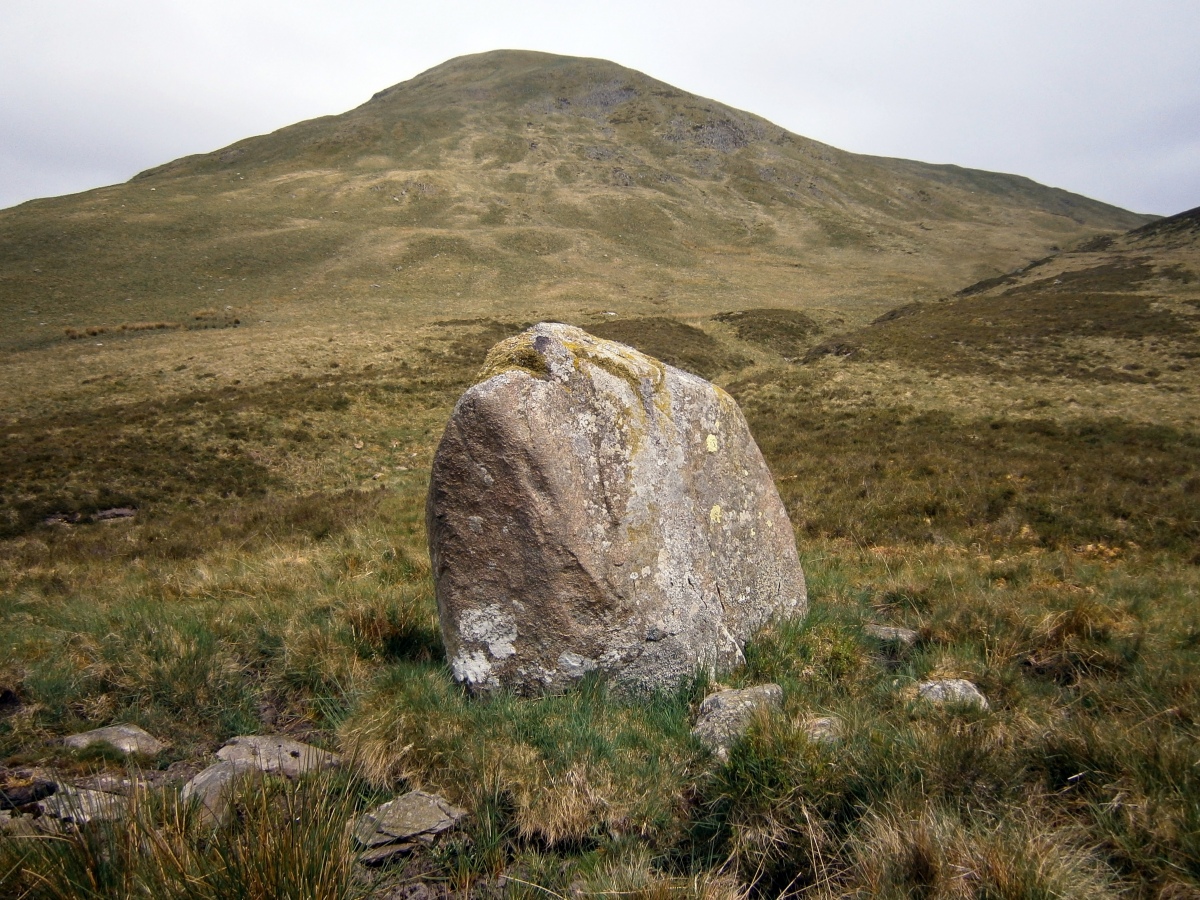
478;330;551;380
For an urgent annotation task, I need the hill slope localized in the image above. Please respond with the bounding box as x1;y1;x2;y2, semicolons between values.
0;49;1149;354
806;204;1200;392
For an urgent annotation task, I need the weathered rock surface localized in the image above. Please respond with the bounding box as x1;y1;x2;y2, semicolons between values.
917;678;990;710
63;724;166;756
353;790;467;866
864;624;920;648
427;323;807;694
182;760;258;826
74;772;153;796
39;786;127;825
691;683;783;760
0;809;38;836
0;770;56;809
215;734;340;778
802;715;843;744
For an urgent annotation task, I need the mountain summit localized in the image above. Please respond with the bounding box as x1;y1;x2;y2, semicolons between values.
0;50;1151;351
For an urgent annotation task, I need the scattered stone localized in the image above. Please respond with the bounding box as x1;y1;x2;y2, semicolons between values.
428;323;807;695
39;785;127;825
94;507;137;521
916;678;990;710
215;734;341;778
691;684;783;761
353;790;467;866
42;512;83;526
864;624;920;648
63;723;166;756
0;771;56;809
74;772;153;796
182;760;258;826
802;715;843;744
256;696;280;728
0;809;39;836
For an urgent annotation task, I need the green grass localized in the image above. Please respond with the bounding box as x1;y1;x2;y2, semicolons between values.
0;770;376;899
0;78;1195;893
3;309;1197;894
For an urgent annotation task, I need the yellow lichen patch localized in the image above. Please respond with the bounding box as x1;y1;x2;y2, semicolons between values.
478;330;550;381
706;434;719;453
710;504;722;524
573;336;668;403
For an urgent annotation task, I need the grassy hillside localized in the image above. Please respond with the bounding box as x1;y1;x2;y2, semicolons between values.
1;53;1197;899
0;49;1149;357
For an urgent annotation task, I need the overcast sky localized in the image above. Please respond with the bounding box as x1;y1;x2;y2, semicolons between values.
2;0;1198;215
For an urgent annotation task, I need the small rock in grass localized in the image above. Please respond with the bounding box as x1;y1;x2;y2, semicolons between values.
802;715;843;744
1;809;38;836
359;841;420;866
916;678;989;710
691;684;783;761
39;786;127;825
182;760;258;827
63;724;166;756
863;624;920;648
0;770;57;809
353;790;467;866
215;734;340;778
74;772;153;796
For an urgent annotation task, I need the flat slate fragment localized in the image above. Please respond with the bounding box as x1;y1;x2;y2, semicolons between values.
358;841;419;867
353;790;467;849
39;786;127;825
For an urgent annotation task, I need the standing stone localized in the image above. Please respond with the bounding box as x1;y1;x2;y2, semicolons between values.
427;322;807;695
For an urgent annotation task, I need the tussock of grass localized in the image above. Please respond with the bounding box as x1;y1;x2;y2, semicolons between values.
710;308;821;360
341;670;700;850
0;770;369;899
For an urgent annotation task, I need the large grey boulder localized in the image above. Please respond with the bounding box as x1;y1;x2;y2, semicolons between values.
427;322;807;695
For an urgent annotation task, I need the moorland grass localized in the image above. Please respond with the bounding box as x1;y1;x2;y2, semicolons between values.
1;258;1197;895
